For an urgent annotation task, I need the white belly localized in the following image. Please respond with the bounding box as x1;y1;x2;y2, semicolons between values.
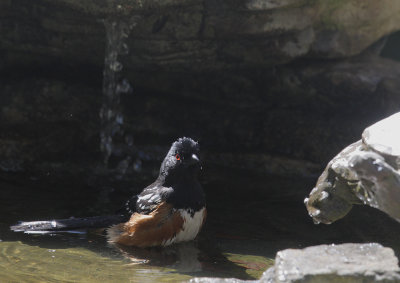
163;207;205;246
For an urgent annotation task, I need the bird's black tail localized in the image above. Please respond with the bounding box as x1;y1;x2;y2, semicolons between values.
10;215;127;234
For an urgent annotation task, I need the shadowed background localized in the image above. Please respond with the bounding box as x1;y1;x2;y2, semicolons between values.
1;1;400;281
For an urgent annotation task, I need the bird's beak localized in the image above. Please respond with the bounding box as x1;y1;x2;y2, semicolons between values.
191;154;200;163
184;153;201;169
191;153;202;170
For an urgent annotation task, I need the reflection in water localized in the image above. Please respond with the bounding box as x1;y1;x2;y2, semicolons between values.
110;240;263;279
115;242;203;272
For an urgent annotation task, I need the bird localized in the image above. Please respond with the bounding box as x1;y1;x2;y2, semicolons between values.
10;137;206;248
107;137;206;247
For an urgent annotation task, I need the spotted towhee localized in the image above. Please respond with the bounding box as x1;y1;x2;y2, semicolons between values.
11;137;206;248
107;137;206;247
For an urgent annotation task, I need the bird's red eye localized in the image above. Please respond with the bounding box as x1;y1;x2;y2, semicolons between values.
175;154;181;161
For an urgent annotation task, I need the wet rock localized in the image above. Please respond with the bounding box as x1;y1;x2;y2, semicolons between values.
350;151;400;220
3;0;400;72
350;113;400;221
305;112;400;224
304;141;364;224
261;243;400;283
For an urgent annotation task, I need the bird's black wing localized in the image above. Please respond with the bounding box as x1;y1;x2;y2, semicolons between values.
123;194;138;215
135;183;174;215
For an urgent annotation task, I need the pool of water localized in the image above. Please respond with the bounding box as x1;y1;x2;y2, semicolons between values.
1;166;400;282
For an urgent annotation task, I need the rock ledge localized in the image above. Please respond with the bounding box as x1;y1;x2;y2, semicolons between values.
261;243;400;283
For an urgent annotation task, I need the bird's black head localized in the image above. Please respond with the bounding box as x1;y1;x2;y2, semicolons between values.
159;137;201;180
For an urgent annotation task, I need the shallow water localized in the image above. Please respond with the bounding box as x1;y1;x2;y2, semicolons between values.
2;167;400;282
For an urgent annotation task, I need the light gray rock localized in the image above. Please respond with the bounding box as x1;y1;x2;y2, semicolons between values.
305;112;400;224
363;112;400;158
304;140;364;224
260;243;400;283
350;112;400;221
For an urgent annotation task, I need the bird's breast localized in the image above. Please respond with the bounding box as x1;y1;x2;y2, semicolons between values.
163;207;207;246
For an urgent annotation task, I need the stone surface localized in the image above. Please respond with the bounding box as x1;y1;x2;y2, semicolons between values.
305;112;400;224
3;0;400;72
2;1;400;179
2;54;400;177
261;243;400;283
363;112;400;157
350;151;400;222
0;78;101;174
304;141;364;225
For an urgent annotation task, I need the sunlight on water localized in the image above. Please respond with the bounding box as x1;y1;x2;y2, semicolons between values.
0;241;191;282
224;253;274;279
0;239;275;282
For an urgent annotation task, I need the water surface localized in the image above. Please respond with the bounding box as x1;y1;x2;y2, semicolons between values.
1;167;400;282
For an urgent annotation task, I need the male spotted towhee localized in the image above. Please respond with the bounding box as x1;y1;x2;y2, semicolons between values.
11;137;206;248
107;137;206;247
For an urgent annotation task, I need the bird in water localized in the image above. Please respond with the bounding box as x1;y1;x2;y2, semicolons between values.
107;137;206;247
11;137;206;248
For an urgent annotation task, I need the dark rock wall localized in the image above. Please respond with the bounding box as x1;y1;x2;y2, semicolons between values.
0;77;101;172
1;0;400;178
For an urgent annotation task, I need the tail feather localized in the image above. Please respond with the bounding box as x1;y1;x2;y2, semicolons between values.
10;215;127;233
106;223;125;243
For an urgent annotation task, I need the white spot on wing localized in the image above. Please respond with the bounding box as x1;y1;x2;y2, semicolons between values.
138;194;152;201
149;194;160;202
